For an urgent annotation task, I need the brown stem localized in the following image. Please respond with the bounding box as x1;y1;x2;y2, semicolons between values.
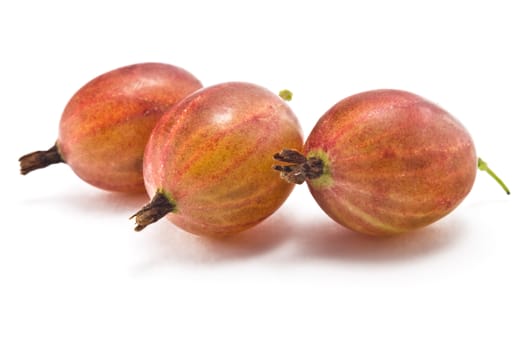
130;191;175;231
19;143;64;175
273;149;324;184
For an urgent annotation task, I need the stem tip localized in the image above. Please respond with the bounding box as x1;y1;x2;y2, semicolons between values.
477;157;510;195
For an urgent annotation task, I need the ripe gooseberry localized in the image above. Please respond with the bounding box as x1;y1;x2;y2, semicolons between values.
274;89;509;236
130;82;303;237
19;62;202;192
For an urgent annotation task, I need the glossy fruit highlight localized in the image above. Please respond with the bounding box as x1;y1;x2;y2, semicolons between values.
274;89;509;236
131;82;303;237
19;62;202;192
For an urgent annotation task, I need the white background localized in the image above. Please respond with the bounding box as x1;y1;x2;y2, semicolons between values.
1;1;524;349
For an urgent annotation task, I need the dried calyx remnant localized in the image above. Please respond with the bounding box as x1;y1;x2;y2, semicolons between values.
130;191;175;231
273;149;324;184
19;143;64;175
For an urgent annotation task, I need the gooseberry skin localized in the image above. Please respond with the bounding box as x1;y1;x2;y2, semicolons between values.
141;82;303;236
21;63;202;192
303;89;477;236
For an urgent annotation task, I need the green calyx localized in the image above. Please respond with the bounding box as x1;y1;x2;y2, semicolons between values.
305;149;333;187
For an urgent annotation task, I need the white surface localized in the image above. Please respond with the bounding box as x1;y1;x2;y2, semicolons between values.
1;1;524;349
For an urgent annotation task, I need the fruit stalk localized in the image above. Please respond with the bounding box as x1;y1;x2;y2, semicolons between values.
477;158;510;195
130;191;176;231
278;89;293;101
19;143;64;175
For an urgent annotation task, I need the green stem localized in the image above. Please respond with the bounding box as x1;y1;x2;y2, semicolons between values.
278;89;293;101
477;158;510;195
